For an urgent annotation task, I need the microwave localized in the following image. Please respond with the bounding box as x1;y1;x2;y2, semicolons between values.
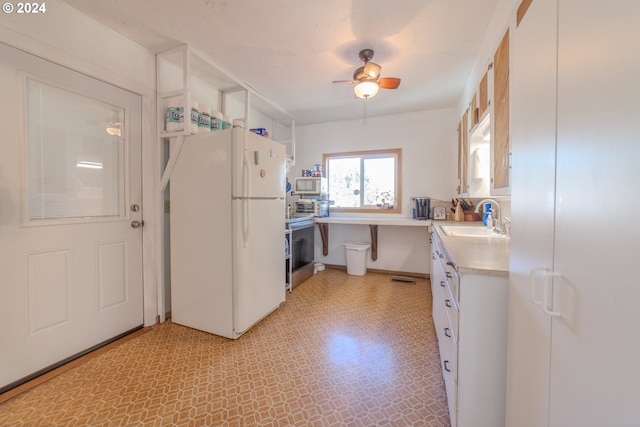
294;177;327;195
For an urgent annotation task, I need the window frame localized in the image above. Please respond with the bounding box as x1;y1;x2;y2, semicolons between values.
22;73;131;227
322;148;402;214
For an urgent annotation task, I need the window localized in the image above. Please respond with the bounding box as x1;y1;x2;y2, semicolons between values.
26;78;125;221
323;149;402;213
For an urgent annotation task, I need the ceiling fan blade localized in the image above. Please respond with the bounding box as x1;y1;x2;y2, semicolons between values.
332;80;356;84
363;62;382;79
379;77;401;89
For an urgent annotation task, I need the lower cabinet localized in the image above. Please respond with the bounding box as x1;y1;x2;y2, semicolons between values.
431;230;509;427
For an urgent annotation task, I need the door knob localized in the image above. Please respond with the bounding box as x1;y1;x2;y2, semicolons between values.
131;220;144;228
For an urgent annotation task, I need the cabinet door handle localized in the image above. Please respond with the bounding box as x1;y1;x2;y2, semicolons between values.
444;360;451;372
445;272;452;279
529;266;549;306
440;281;446;288
444;327;452;338
542;272;562;317
446;261;455;267
445;299;452;308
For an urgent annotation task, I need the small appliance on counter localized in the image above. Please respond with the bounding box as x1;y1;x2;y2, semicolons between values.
433;206;446;220
295;199;329;217
413;197;431;220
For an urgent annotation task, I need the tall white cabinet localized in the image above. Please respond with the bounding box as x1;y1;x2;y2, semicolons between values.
506;1;640;426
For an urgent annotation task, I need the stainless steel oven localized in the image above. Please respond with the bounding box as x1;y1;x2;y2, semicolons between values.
289;216;315;288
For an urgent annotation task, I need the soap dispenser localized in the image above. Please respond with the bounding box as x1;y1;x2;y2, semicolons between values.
483;203;494;229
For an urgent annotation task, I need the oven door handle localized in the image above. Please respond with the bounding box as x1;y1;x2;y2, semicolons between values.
290;221;314;231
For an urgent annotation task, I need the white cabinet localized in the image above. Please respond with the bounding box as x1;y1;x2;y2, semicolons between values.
459;28;510;198
506;1;640;425
431;230;508;427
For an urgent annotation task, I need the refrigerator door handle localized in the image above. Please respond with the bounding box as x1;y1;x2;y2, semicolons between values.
242;151;251;247
242;198;250;248
243;150;251;198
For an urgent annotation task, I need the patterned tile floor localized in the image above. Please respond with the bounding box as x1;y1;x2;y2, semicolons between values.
0;269;450;426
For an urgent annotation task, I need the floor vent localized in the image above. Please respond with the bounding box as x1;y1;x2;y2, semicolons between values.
390;276;416;284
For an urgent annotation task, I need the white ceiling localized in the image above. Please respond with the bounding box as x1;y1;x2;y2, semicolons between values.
61;0;499;125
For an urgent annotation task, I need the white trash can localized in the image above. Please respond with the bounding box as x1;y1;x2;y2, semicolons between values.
343;242;371;276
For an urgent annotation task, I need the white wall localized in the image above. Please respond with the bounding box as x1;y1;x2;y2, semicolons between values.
293;108;457;274
0;0;159;326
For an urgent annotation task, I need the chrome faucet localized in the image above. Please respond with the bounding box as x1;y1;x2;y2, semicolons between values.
502;216;511;236
474;199;501;232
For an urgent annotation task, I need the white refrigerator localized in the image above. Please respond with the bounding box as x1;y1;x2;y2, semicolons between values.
170;128;286;339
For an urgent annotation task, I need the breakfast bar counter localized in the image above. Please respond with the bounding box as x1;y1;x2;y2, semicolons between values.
314;217;431;260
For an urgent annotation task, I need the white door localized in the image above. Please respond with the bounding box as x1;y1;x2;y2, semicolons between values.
549;1;640;424
505;0;558;425
0;43;143;389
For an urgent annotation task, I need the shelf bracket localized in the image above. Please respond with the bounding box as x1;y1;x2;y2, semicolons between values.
160;134;186;193
317;223;329;256
369;225;378;261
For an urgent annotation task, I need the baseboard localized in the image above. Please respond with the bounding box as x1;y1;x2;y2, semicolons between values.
321;263;429;279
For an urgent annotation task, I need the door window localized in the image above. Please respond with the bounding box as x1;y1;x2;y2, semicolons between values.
26;78;125;222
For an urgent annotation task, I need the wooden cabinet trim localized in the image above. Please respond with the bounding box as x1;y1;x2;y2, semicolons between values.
493;29;510;190
479;71;489;118
462;110;469;193
517;0;533;26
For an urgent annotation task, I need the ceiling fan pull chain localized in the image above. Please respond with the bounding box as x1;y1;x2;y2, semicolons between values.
363;96;368;125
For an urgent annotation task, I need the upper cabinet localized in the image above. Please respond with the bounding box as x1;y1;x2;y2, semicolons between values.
457;110;469;195
457;27;511;198
457;66;493;198
157;46;295;165
491;30;511;195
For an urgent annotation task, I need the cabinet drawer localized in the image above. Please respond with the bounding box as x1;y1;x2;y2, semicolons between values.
442;306;458;384
444;263;459;303
445;281;459;341
444;296;459;344
443;345;457;425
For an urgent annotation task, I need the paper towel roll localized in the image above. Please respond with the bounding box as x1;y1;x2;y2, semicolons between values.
222;114;232;130
189;100;199;134
165;97;184;132
210;111;222;131
198;105;211;133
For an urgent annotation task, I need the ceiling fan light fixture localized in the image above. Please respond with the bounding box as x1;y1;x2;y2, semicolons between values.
354;80;379;99
363;62;382;79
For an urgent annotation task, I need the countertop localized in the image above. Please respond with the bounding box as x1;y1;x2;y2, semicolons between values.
432;221;510;276
314;216;431;227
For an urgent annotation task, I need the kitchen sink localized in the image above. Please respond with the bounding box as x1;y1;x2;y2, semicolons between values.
440;225;508;238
